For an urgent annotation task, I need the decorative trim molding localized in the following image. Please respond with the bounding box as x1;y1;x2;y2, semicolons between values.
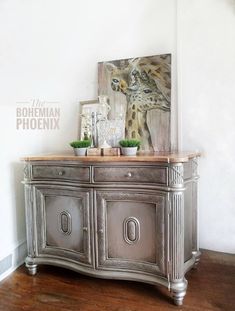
169;164;184;187
23;163;32;180
169;192;184;281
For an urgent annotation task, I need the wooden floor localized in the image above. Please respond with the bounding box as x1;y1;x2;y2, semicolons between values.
0;250;234;311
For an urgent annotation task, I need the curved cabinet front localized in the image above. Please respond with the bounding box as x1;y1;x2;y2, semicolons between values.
23;158;200;306
33;185;93;266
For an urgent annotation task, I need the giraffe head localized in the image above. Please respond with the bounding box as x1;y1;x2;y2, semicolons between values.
105;57;171;112
103;55;171;151
105;62;129;95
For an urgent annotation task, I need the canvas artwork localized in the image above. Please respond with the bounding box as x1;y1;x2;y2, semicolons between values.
98;54;171;151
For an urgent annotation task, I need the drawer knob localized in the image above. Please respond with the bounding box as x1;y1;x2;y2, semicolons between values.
58;171;64;176
83;227;88;232
126;172;132;178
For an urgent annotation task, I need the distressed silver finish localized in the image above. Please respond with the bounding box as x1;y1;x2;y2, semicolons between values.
32;165;90;182
25;261;37;276
168;191;187;305
95;190;165;275
93;166;167;184
169;163;184;188
23;158;200;306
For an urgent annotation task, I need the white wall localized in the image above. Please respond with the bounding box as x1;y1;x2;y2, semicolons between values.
0;0;177;269
0;0;234;272
178;0;235;253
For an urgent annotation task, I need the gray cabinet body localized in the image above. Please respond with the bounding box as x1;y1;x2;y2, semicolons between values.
23;157;200;305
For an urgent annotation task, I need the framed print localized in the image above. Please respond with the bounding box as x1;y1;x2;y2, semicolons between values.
79;99;100;141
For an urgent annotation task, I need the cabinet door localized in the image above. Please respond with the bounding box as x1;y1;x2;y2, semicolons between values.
34;185;93;266
95;189;166;276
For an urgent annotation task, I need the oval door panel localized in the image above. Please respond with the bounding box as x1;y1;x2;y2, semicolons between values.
123;217;140;244
59;211;72;235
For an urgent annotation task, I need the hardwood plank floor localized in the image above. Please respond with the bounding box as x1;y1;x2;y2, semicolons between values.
0;250;234;311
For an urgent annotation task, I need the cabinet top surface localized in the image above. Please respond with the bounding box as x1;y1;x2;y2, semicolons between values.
21;151;200;163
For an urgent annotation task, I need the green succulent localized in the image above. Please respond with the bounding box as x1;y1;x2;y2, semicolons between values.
119;139;141;149
69;140;91;148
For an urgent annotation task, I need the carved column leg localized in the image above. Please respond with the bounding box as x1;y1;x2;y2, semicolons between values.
169;191;187;305
168;164;187;306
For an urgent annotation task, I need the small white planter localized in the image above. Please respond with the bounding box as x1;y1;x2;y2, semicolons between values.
121;147;138;156
73;147;87;156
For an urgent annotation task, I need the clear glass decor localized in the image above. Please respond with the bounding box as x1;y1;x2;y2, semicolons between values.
97;119;125;147
79;97;125;148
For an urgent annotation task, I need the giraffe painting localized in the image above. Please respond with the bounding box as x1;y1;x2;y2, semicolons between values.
98;54;171;151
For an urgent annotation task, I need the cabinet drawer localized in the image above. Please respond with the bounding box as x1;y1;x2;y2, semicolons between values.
93;166;167;184
32;165;90;182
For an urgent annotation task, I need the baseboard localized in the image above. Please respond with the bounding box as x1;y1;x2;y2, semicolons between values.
0;240;27;282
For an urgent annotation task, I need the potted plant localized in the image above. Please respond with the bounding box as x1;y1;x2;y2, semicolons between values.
70;140;91;156
119;139;141;156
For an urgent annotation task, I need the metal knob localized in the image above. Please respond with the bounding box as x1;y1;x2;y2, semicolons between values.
58;171;64;176
126;172;132;178
98;229;104;234
83;227;88;232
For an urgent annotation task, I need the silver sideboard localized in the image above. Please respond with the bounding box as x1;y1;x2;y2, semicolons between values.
22;153;200;306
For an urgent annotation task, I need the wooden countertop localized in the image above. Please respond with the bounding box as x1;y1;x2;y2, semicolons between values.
21;151;200;163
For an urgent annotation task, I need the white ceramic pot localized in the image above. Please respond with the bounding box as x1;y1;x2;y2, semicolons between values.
121;147;138;156
73;148;87;156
